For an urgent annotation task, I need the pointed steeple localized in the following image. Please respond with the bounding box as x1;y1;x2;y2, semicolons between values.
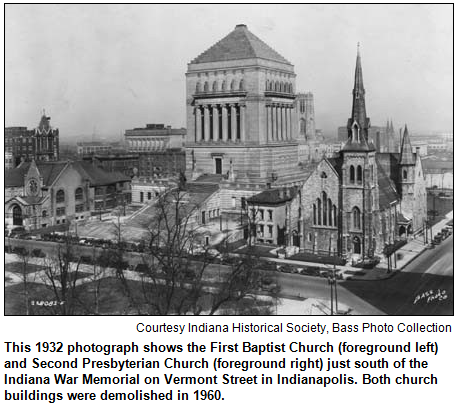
399;124;415;165
342;44;373;152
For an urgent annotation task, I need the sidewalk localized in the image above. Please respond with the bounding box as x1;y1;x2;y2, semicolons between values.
378;210;453;272
261;210;453;280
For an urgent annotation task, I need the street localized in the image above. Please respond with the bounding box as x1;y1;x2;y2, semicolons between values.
341;235;453;315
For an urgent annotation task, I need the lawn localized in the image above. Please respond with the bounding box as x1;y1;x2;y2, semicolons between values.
5;262;46;275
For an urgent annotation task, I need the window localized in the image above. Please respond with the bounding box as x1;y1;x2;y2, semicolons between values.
147;192;152;200
196;82;201;93
239;79;245;91
230;80;236;91
328;198;333;226
259;209;264;221
268;225;273;237
370;165;374;182
75;204;84;213
241;197;246;210
268;210;273;221
317;199;322;225
320;171;327;178
201;211;206;224
308;233;312;242
56;189;65;203
75;187;83;201
357;165;363;183
300;118;306;134
56;207;66;216
322;192;328;225
333;205;337;227
313;204;317;225
259;225;264;237
403;170;408;179
140;192;144;203
42;210;47;217
204;82;209;92
212;81;218;92
350;165;355;184
221;80;226;91
353;207;361;230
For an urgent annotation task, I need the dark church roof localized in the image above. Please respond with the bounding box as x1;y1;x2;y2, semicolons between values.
191;24;291;65
376;161;399;209
247;187;298;205
72;161;130;186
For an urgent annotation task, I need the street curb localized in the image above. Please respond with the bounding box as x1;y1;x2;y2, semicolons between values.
399;247;428;271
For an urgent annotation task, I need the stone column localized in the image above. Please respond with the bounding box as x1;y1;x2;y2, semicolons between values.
231;104;237;141
222;105;228;142
276;105;281;140
195;106;202;142
288;106;292;139
212;105;219;142
282;105;288;140
203;105;210;142
267;104;272;141
285;105;290;140
240;104;246;142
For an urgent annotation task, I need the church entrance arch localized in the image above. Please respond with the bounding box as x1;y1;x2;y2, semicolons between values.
12;205;23;226
399;225;406;237
352;236;361;254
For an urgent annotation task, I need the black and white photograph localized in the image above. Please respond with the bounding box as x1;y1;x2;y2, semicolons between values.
4;4;453;316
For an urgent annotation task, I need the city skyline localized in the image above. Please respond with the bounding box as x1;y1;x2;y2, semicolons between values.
5;4;453;139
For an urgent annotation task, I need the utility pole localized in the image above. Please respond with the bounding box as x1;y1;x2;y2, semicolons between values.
333;250;338;313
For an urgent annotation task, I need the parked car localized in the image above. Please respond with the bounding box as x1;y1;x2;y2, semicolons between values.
354;257;380;269
299;266;321;277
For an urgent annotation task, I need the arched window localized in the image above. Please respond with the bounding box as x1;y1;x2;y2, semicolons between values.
313;204;317;225
350;165;355;183
320;171;327;179
196;82;201;93
221;80;226;91
275;81;279;92
75;187;83;201
299;118;306;135
317;198;322;225
328;198;333;226
56;189;65;203
322;192;328;226
203;82;209;92
230;79;236;91
266;80;269;90
353;206;361;230
239;79;245;91
352;123;359;141
403;169;407;179
357;165;363;183
212;81;218;92
270;81;274;91
42;210;47;218
333;205;337;227
289;83;293;93
12;205;23;226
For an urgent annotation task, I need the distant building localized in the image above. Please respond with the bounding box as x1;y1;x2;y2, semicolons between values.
5;151;14;170
5;160;131;231
339;121;397;153
125;123;186;152
124;123;186;178
77;142;113;156
5;112;59;167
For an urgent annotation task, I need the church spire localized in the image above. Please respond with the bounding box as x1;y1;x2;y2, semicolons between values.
342;44;372;152
399;124;415;165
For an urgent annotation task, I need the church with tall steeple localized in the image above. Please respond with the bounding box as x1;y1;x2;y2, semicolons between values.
298;46;427;260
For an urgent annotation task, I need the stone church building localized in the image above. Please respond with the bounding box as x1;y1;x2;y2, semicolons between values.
299;48;427;259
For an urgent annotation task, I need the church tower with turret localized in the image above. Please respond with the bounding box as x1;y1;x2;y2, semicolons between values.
340;46;379;258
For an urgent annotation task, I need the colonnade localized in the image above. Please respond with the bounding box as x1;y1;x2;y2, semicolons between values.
194;103;245;143
128;138;168;151
266;103;294;141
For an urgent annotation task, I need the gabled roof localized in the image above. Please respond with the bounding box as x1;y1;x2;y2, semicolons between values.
247;186;298;205
399;125;415;165
191;24;291;65
38;162;68;186
72;161;130;186
376;161;399;209
5;164;30;187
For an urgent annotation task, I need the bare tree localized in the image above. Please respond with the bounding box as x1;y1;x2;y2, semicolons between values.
40;236;83;315
117;187;270;315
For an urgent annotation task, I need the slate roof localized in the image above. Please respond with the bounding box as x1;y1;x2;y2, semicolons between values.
247;186;298;205
72;161;130;186
5;165;29;187
191;24;291;65
376;161;399;209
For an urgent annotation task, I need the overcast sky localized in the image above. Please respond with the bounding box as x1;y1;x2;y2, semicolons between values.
5;4;453;140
